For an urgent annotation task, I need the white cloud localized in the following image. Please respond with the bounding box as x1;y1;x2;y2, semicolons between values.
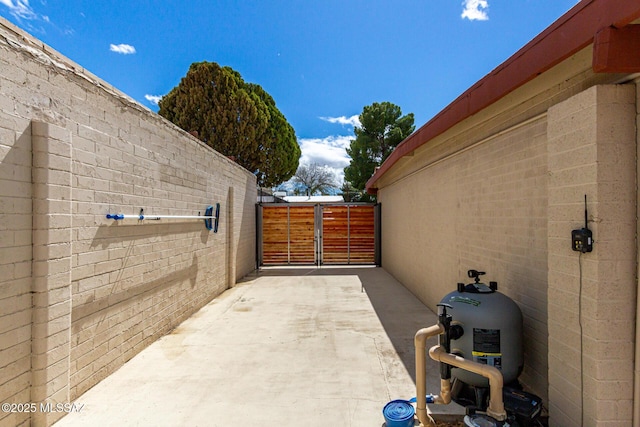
110;43;136;54
0;0;38;20
320;115;361;128
320;115;361;127
276;135;353;191
298;135;352;170
461;0;489;21
145;94;162;105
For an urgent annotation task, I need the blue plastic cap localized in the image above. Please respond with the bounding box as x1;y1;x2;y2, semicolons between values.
383;400;415;427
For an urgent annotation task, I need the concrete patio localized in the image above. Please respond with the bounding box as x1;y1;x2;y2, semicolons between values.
53;267;464;427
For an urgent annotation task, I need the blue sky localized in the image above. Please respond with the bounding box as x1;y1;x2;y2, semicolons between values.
1;0;579;185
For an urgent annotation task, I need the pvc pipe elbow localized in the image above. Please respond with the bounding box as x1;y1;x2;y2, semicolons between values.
428;345;507;421
414;323;445;427
414;324;445;347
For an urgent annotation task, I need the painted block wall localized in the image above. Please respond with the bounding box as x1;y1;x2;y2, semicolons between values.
0;18;256;427
547;84;636;427
377;81;638;426
0;59;33;427
377;117;549;402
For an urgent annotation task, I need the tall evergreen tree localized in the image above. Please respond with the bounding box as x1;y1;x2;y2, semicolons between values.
159;61;300;187
344;102;415;194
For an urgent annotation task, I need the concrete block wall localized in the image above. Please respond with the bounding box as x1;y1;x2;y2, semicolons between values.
378;82;638;425
31;122;73;427
0;71;33;427
377;117;550;402
547;84;637;427
0;18;256;427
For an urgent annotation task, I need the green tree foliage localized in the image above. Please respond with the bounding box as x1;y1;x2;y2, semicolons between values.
158;61;301;187
344;102;415;193
339;181;360;202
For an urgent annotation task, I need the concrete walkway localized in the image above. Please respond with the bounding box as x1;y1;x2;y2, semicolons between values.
53;267;463;427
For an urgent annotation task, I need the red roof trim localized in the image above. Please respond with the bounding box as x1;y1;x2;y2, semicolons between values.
593;25;640;72
366;0;640;193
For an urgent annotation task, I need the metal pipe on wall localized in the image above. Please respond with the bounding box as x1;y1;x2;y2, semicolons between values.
634;269;640;426
633;103;640;427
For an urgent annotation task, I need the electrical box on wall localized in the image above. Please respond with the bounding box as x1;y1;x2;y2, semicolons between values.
571;195;593;253
571;227;592;253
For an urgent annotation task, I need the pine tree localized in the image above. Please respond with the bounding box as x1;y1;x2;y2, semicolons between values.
159;62;300;187
344;102;415;194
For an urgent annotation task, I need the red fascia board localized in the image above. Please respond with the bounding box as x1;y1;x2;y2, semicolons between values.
366;0;640;194
593;25;640;72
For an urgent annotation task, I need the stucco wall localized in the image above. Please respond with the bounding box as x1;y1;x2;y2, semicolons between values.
377;117;549;401
0;18;256;427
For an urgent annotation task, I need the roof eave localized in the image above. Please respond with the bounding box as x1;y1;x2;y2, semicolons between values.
366;0;640;193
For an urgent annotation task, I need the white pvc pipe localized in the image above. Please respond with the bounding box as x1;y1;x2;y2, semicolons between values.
111;214;216;220
106;203;220;232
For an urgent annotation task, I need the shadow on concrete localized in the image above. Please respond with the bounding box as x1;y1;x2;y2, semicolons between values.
247;266;439;384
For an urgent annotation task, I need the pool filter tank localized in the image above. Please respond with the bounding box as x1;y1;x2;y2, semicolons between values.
440;270;524;389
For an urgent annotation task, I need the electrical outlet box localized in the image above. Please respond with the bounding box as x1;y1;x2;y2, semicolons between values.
572;228;593;253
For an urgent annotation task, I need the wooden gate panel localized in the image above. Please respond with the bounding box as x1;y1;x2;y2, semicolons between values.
261;205;315;265
261;206;289;265
322;205;375;265
260;204;377;266
346;206;375;264
322;206;349;264
288;206;315;264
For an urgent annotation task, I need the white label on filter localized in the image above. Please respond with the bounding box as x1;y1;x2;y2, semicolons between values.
472;351;502;370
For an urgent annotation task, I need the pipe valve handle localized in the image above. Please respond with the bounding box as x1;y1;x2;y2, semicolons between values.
467;269;486;283
436;303;453;316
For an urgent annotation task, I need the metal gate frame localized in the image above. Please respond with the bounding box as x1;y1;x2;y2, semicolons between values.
257;202;381;267
314;204;322;267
